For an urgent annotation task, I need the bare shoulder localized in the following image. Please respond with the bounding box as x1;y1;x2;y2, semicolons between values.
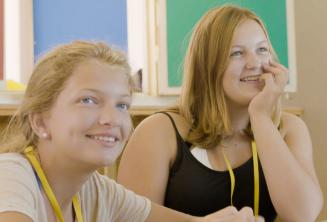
281;112;312;152
281;112;308;132
118;112;191;199
134;112;191;140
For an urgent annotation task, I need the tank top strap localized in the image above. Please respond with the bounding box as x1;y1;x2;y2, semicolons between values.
156;112;190;175
155;112;184;144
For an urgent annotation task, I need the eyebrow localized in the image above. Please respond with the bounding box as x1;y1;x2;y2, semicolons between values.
231;40;269;48
80;88;132;98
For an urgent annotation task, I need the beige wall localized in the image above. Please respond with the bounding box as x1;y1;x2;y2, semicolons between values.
283;0;327;220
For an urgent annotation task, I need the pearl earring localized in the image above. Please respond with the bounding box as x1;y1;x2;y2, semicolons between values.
41;132;48;139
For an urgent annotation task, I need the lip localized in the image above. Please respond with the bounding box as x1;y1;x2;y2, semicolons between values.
240;74;262;82
86;132;121;148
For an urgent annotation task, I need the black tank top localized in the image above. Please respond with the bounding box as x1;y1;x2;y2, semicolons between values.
161;112;277;222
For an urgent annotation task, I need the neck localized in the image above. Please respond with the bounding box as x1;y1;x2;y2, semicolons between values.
36;143;92;210
226;101;250;135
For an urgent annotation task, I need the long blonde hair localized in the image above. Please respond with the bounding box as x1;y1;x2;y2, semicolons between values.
0;41;132;153
177;5;281;148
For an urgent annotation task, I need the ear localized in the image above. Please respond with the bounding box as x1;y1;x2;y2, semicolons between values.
29;113;50;139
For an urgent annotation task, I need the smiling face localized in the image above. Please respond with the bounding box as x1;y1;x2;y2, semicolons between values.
222;19;271;107
41;59;133;169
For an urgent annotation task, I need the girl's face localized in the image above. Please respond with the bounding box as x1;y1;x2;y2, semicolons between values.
222;19;271;107
42;59;132;169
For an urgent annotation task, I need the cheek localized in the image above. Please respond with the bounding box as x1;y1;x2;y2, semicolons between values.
121;114;133;138
72;112;96;127
224;60;244;79
222;69;238;90
260;54;271;65
64;113;97;136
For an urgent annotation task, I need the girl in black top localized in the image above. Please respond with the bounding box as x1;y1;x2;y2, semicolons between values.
118;5;323;222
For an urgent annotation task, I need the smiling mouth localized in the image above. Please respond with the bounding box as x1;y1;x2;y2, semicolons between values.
240;74;261;82
86;135;118;143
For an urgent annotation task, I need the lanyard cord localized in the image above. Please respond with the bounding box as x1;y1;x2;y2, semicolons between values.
222;150;235;206
24;146;84;222
251;141;260;216
221;141;260;216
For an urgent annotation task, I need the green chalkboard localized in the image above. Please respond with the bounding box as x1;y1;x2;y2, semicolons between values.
166;0;288;87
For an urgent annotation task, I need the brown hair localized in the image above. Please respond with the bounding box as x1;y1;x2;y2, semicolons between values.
173;5;281;148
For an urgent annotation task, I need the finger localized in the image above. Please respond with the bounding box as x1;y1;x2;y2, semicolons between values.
263;64;288;86
219;206;238;214
265;60;288;73
238;207;255;222
208;206;238;218
259;73;274;89
220;215;249;222
263;63;286;76
269;60;288;73
268;59;286;68
218;210;262;222
255;216;265;222
274;71;288;87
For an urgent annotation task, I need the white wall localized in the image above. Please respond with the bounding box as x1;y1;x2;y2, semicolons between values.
4;0;34;84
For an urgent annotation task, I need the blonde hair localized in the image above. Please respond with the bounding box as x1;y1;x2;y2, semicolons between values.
0;41;132;153
176;5;281;148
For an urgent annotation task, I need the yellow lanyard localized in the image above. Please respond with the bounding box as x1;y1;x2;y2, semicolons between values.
24;146;84;222
222;141;260;216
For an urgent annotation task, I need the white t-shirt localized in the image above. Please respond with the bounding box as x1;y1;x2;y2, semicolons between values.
191;147;213;169
0;153;151;222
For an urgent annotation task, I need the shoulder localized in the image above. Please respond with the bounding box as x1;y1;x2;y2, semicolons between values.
281;112;312;151
135;112;191;140
79;172;112;214
0;153;34;176
281;112;308;133
0;152;37;190
0;152;28;162
80;172;112;198
0;153;40;221
130;112;191;161
80;172;151;220
83;172;124;192
81;172;137;199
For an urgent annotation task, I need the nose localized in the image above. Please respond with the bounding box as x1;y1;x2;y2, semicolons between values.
98;104;120;126
245;53;262;70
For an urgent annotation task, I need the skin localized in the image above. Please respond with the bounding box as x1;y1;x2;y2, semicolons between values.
0;59;262;222
118;19;323;222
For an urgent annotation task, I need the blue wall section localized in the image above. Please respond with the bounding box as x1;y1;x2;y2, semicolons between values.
33;0;127;60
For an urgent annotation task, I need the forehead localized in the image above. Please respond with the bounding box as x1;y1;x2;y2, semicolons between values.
63;59;131;93
231;19;267;44
74;59;128;84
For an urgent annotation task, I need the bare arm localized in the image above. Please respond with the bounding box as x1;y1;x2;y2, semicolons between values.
247;61;323;221
146;203;264;222
0;212;33;222
117;113;179;203
250;113;323;222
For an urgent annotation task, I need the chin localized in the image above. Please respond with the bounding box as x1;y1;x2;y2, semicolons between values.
99;153;121;167
244;88;260;97
102;158;117;167
234;95;256;107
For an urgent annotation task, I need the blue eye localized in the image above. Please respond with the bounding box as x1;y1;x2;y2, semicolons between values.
258;47;269;53
230;50;242;57
117;103;130;110
80;97;97;104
